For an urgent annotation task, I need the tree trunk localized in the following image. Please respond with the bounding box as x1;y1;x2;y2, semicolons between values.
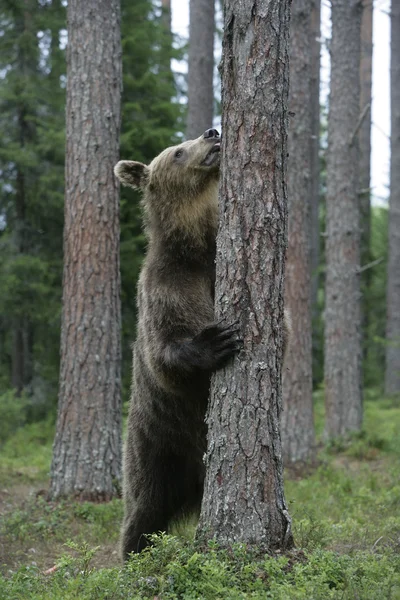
197;0;293;551
359;0;373;362
160;0;173;74
186;0;215;139
11;5;36;396
281;0;315;464
310;0;321;317
161;0;171;32
324;0;363;438
385;1;400;395
50;0;122;501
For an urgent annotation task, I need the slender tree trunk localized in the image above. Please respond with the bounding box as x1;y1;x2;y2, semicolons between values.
161;0;171;31
186;0;215;139
324;0;363;438
359;0;373;362
310;0;321;316
11;6;36;396
197;0;293;551
50;0;122;500
385;2;400;395
281;0;315;464
160;0;172;74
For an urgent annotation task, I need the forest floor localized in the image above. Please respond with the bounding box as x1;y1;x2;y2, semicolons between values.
0;390;400;599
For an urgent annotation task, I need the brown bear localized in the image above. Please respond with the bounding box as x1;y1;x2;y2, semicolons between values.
114;128;240;559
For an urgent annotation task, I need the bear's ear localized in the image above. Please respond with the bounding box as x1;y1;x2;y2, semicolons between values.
114;161;149;190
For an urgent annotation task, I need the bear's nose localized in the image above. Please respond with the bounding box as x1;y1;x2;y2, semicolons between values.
203;128;220;139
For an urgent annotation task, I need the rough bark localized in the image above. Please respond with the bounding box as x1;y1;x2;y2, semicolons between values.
310;0;321;316
324;0;363;438
385;2;400;395
186;0;215;139
281;0;315;464
50;0;122;500
359;0;373;360
197;0;293;551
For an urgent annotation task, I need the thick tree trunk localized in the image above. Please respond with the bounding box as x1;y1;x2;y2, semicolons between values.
50;0;122;500
197;0;293;551
324;0;363;438
186;0;215;139
310;0;321;316
281;0;315;464
385;2;400;395
359;0;373;361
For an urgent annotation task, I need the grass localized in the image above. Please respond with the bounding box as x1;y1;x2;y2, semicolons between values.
0;391;400;598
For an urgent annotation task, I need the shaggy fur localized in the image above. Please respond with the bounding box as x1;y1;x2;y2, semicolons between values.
115;129;240;559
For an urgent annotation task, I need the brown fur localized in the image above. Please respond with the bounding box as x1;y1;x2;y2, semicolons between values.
114;130;240;558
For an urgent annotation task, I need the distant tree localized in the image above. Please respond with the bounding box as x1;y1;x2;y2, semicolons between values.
359;0;373;361
385;1;400;395
186;0;215;138
310;0;321;318
282;0;315;464
161;0;171;27
197;0;293;551
324;0;363;437
50;0;122;500
160;0;173;74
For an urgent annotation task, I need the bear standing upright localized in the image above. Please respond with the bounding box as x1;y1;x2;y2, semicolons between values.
114;129;240;559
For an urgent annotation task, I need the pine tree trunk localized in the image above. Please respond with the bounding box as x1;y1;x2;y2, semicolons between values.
324;0;363;438
281;0;315;464
359;0;373;362
160;0;172;73
310;0;321;317
186;0;215;139
385;2;400;395
161;0;171;31
11;4;36;396
50;0;122;501
197;0;293;551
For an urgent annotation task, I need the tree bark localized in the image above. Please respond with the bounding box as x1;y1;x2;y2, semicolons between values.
186;0;215;139
324;0;363;438
385;1;400;395
197;0;293;551
359;0;373;362
281;0;315;464
50;0;122;500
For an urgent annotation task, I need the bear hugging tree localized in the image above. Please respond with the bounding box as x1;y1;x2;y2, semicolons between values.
114;129;241;559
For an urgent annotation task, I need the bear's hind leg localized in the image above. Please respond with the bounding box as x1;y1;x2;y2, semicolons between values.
121;503;168;558
120;452;188;560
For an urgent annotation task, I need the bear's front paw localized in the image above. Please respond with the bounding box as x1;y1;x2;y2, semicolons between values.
192;321;242;371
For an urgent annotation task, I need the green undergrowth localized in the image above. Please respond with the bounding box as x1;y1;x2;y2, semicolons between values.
0;392;400;598
1;536;399;599
0;417;54;486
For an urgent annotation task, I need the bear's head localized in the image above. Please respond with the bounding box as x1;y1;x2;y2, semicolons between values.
114;129;221;240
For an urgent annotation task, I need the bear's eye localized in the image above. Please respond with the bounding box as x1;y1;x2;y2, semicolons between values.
174;149;183;159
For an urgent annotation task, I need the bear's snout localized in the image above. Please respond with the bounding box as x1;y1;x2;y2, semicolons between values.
203;128;220;140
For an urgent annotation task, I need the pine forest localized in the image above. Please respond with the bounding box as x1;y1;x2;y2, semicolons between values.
0;1;399;598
